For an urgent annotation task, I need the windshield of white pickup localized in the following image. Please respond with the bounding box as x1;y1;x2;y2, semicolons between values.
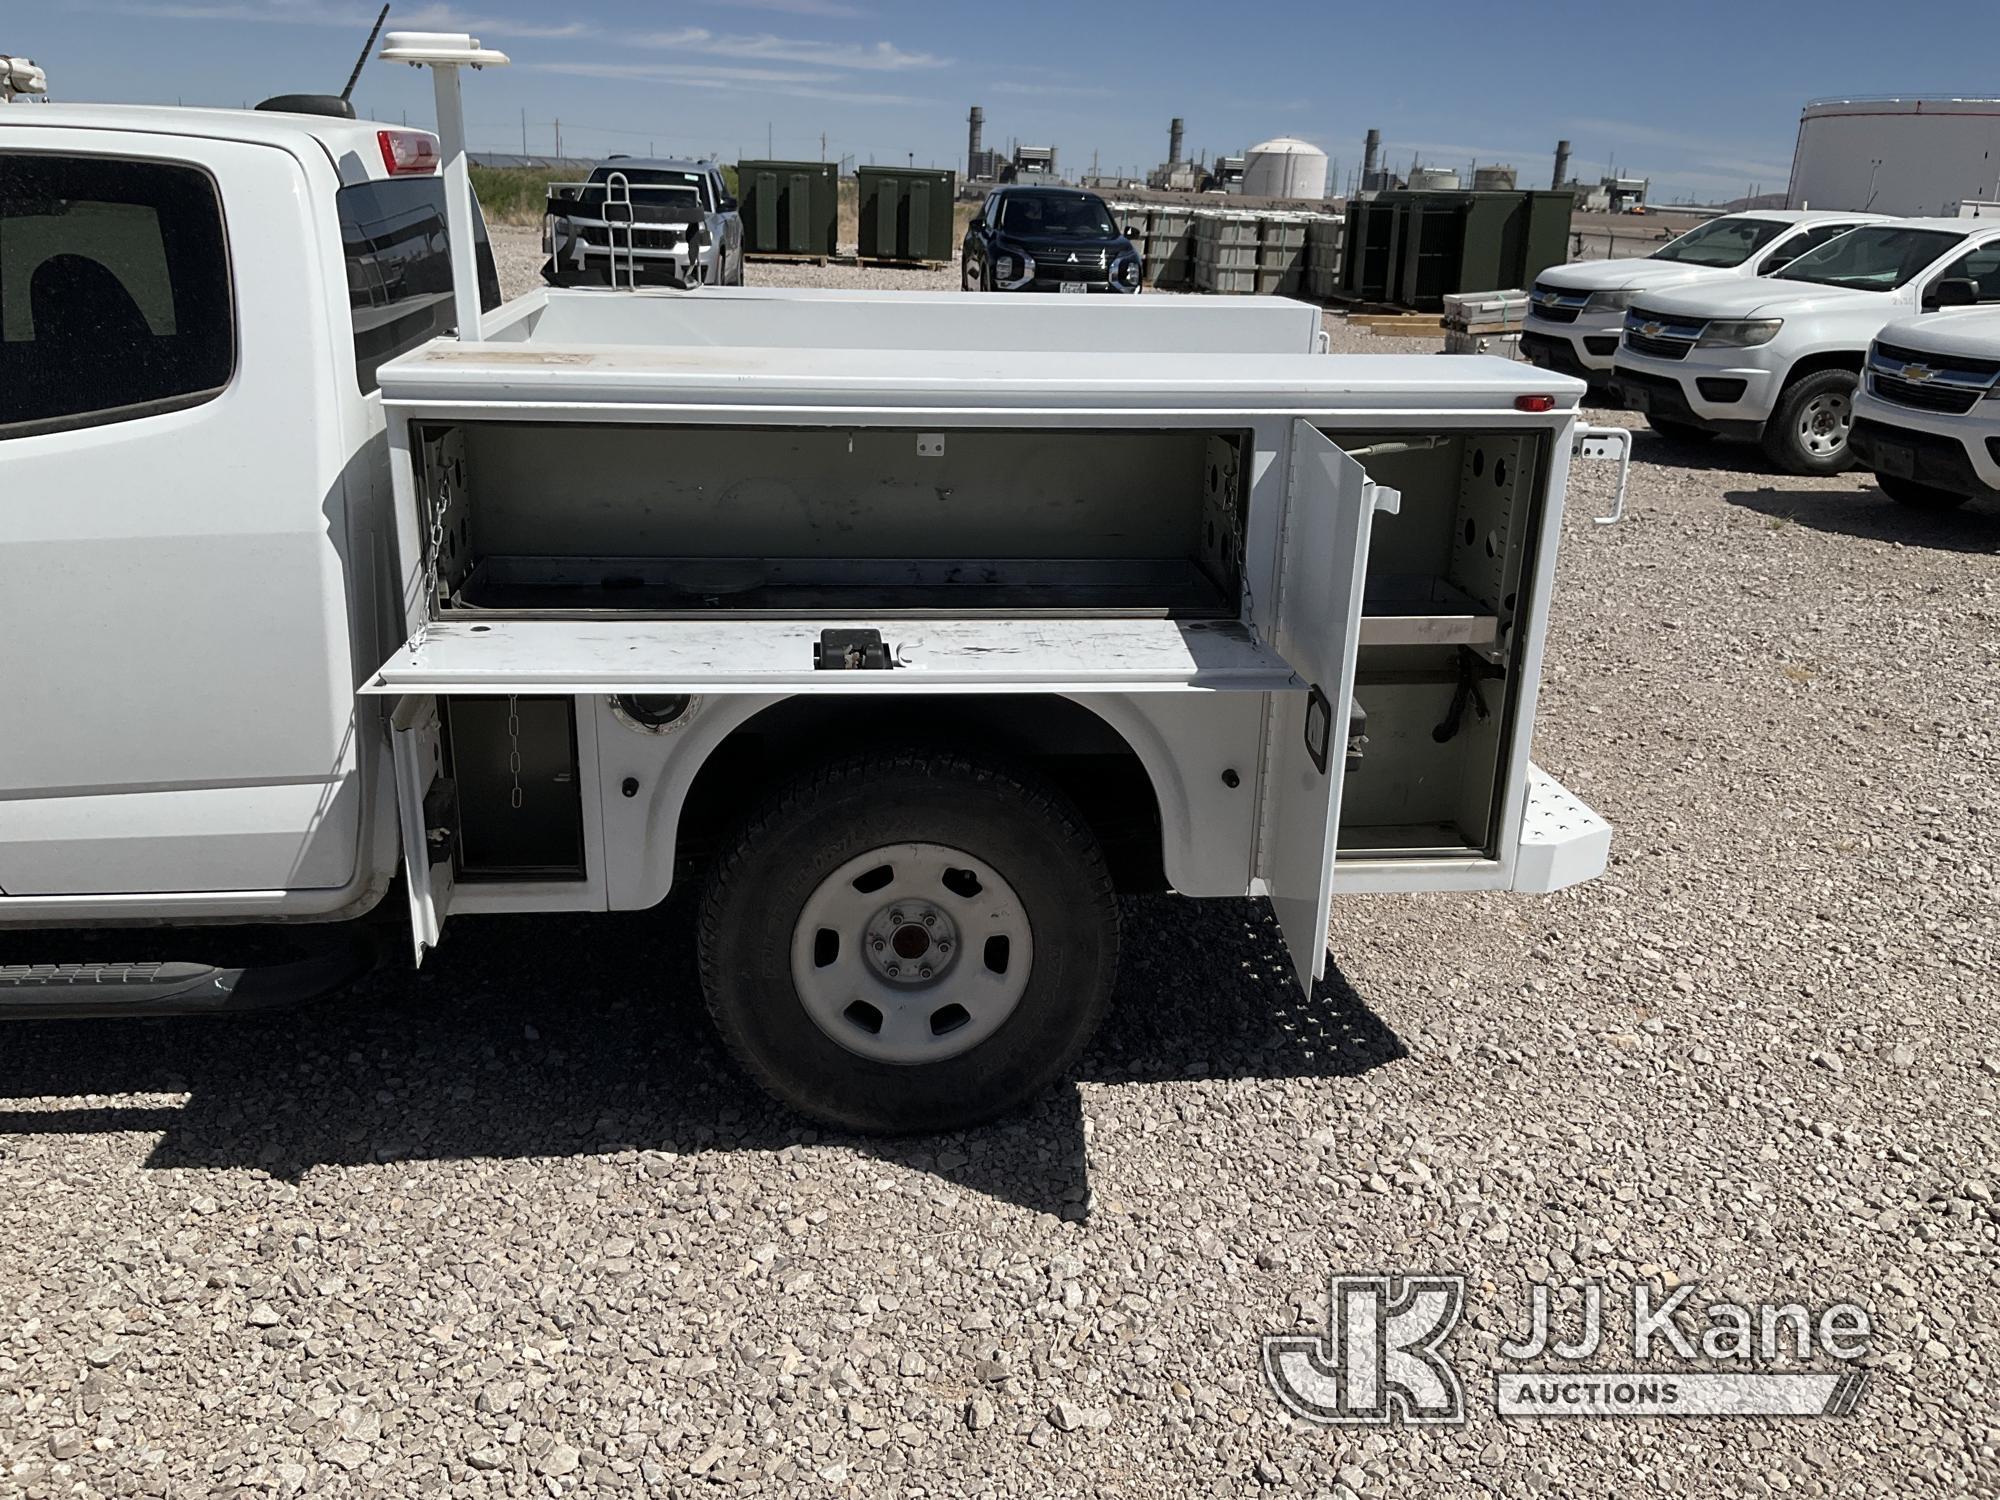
1776;225;1965;290
1648;215;1788;267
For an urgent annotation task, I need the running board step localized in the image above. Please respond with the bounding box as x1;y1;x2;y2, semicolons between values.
0;945;376;1020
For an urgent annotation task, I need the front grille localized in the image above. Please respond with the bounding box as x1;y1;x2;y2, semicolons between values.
1040;260;1107;283
1871;373;1983;414
1868;340;1998;415
1530;283;1587;324
1625;331;1693;361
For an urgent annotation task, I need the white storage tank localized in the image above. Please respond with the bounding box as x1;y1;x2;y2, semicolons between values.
1242;137;1328;200
1408;166;1461;191
1788;97;2000;215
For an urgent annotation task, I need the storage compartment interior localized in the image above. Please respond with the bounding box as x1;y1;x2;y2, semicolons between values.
441;696;585;881
417;422;1249;618
1335;428;1547;858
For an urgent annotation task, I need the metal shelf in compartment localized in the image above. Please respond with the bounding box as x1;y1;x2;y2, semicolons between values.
1358;574;1499;648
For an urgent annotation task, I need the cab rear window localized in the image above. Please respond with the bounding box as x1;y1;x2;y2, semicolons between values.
0;153;234;438
339;177;501;393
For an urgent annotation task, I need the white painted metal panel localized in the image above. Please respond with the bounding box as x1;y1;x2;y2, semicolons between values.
388;696;454;964
1255;424;1397;990
1511;765;1611;893
362;618;1298;696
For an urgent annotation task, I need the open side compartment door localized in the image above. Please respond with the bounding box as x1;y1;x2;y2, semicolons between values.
1256;422;1398;991
388;694;456;965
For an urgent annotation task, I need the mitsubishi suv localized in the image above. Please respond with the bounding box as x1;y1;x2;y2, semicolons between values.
961;186;1143;294
1611;218;2000;473
1522;211;1879;387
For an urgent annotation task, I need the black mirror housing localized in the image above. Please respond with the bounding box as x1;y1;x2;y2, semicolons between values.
1928;276;1980;309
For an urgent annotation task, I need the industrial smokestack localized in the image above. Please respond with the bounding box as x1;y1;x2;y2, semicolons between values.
1362;127;1381;186
968;105;984;177
1552;138;1571;191
1169;116;1185;165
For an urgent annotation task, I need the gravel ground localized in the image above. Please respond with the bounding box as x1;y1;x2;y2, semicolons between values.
2;227;1997;1499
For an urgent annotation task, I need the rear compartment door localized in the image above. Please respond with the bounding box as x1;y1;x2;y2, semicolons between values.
388;695;455;964
1257;423;1398;991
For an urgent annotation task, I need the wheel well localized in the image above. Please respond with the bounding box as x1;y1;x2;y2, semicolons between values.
674;695;1169;892
1780;349;1864;389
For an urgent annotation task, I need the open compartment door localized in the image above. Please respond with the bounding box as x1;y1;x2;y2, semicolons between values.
1257;422;1398;990
388;695;456;964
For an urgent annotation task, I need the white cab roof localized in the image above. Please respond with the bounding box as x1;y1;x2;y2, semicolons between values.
0;102;419;183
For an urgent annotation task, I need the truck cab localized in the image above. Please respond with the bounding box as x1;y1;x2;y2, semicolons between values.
1612;218;2000;473
1850;306;2000;509
1522;211;1880;386
0;46;1614;1133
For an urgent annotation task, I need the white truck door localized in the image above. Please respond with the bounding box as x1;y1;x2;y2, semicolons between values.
1257;422;1398;991
0;133;364;897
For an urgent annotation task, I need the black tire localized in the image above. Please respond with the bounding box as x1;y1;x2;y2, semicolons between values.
1876;473;1970;510
1760;368;1858;475
1646;416;1715;445
699;750;1119;1133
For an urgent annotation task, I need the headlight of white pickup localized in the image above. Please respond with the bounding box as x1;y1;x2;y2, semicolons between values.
1696;318;1783;348
1585;289;1639;312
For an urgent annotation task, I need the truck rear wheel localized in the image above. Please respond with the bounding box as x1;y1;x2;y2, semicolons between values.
1761;368;1857;475
698;750;1119;1133
1875;474;1970;510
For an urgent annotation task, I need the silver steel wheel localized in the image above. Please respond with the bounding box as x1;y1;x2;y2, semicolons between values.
789;841;1033;1065
1797;389;1851;457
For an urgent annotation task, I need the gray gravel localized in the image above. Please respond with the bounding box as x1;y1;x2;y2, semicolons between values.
2;227;1997;1498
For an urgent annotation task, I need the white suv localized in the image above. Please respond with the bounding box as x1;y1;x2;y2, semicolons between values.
1522;211;1880;385
1612;219;2000;473
1849;307;2000;509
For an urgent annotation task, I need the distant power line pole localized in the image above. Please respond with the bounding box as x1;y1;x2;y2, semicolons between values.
767;121;773;156
520;107;527;157
821;130;827;163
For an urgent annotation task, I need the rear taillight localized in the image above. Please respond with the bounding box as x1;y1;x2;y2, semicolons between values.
1515;394;1557;412
377;129;440;176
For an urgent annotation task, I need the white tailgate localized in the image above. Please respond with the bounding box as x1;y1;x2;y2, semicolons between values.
361;617;1296;695
1256;423;1398;990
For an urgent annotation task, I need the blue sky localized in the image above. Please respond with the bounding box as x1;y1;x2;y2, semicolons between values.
19;0;2000;203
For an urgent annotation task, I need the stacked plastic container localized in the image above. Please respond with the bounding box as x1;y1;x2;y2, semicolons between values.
1256;214;1309;296
1193;211;1261;294
1143;206;1195;289
1306;216;1345;300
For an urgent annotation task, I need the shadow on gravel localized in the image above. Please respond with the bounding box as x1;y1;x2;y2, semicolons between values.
1726;485;2000;552
0;897;1402;1218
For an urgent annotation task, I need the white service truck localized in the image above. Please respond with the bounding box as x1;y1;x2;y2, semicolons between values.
1849;307;2000;509
1611;218;2000;473
0;35;1614;1132
1522;210;1881;384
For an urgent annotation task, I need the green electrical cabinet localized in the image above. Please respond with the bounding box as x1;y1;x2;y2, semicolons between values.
736;159;839;258
1341;190;1576;309
857;165;956;263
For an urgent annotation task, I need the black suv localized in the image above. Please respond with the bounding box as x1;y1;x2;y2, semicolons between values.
962;187;1142;294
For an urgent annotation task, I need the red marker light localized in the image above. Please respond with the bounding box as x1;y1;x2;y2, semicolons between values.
1514;394;1558;413
377;129;440;176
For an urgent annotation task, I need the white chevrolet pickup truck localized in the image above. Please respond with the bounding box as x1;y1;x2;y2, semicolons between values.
0;34;1615;1132
1612;218;2000;473
1522;210;1880;386
1850;307;2000;509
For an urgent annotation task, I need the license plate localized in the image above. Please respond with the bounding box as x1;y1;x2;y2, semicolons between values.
1873;439;1915;479
1058;281;1089;294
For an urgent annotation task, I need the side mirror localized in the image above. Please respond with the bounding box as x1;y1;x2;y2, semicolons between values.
718;194;738;213
968;216;983;231
1926;276;1980;310
1124;223;1144;237
1761;254;1794;274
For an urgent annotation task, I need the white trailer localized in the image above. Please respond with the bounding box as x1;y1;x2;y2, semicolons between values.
0;35;1614;1131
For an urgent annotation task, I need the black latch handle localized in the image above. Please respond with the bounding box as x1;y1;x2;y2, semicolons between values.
815;628;893;671
1302;684;1331;774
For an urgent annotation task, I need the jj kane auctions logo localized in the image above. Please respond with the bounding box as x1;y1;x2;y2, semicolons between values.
1264;1275;1872;1424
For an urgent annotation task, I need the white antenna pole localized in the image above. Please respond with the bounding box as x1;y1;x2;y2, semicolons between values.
380;32;510;342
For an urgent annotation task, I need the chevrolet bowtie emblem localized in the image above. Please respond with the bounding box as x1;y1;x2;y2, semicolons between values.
1639;322;1663;338
1900;363;1935;382
1539;289;1560;302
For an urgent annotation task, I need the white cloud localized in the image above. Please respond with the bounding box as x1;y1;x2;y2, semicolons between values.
630;28;947;71
531;59;929;106
696;0;869;16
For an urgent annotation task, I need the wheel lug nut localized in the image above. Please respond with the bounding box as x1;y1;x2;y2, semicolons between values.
889;910;904;924
936;941;951;954
919;966;933;979
887;963;900;977
872;939;885;953
922;914;936;927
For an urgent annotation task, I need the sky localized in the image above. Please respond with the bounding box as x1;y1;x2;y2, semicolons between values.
15;0;2000;204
